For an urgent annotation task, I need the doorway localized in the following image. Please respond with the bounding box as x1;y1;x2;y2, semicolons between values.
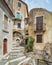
3;38;7;55
25;38;28;45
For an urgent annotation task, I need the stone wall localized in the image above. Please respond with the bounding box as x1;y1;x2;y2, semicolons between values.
29;8;52;50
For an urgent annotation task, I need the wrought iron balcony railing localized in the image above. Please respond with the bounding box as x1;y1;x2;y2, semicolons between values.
34;23;46;32
15;14;22;20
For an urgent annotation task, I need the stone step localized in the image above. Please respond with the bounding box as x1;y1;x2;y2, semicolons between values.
12;44;19;47
0;56;26;65
12;43;19;45
12;46;24;49
12;45;19;47
8;57;28;65
9;52;24;56
10;50;24;53
0;59;8;65
0;46;25;65
11;47;25;52
9;55;25;60
8;57;36;65
11;48;24;51
11;49;24;52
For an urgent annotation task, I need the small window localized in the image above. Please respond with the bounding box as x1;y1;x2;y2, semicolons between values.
36;34;43;43
4;15;8;29
25;21;28;25
18;2;21;7
17;12;20;14
18;23;21;28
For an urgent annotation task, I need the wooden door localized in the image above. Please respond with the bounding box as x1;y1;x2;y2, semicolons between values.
3;39;7;55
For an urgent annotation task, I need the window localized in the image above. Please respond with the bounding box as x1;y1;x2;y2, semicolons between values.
25;30;28;35
18;23;21;28
15;12;21;19
4;15;8;29
17;12;20;15
25;21;28;25
36;34;43;43
36;16;43;31
25;39;28;45
18;2;21;7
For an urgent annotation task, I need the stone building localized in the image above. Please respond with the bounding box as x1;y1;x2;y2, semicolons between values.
28;8;52;51
0;0;52;62
0;0;28;59
13;0;28;45
0;0;14;58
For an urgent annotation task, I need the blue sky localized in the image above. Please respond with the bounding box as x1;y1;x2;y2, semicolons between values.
22;0;52;12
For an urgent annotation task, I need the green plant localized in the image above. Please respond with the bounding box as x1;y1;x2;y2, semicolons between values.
27;37;34;52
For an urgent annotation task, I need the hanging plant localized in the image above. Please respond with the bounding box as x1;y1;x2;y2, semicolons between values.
27;36;34;52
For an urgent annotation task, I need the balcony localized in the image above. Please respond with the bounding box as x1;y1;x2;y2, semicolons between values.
13;25;22;32
34;23;46;32
15;14;22;20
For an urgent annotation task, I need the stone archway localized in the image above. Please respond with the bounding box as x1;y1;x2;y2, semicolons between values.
13;32;22;41
3;38;7;55
13;32;23;46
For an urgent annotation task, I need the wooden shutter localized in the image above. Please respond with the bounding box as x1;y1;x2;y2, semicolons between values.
36;16;43;31
36;35;42;43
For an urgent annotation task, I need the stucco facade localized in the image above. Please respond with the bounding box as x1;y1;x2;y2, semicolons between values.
0;0;14;59
0;0;28;59
13;0;28;42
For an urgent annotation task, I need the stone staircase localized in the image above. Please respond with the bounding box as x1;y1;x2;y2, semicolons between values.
0;42;35;65
1;42;52;65
9;46;25;60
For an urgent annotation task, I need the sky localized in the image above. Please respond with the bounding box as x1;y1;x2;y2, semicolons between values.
22;0;52;12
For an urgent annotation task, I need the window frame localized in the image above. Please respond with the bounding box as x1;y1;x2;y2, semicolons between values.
4;15;8;29
17;22;21;28
36;16;43;31
36;34;43;43
18;2;21;8
35;15;44;24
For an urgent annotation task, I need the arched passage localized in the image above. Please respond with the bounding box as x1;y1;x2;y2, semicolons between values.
13;32;22;41
3;38;7;55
